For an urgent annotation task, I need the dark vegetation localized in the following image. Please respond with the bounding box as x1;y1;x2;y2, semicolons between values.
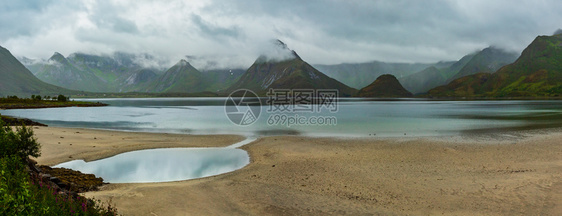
38;166;105;193
74;91;222;98
0;95;107;109
0;120;117;215
0;115;47;127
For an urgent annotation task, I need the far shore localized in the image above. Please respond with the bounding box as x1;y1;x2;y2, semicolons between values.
0;101;107;110
71;94;562;100
33;126;562;215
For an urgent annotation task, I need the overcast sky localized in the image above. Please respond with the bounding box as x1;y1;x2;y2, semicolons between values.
1;0;561;69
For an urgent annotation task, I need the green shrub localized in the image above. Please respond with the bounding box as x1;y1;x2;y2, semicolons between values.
57;95;68;102
0;121;118;215
0;120;41;161
0;156;118;215
0;156;38;215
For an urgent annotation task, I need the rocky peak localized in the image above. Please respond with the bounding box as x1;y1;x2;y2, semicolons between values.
48;52;67;63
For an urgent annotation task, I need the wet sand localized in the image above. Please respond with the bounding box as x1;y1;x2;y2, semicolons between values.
33;127;245;166
33;127;562;215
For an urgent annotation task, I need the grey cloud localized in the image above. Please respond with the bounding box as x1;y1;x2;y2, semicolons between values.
98;16;139;34
191;14;240;38
203;0;562;63
0;0;54;39
2;0;562;69
87;1;140;34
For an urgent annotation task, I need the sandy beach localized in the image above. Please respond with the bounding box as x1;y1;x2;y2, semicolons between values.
33;127;245;166
33;127;562;215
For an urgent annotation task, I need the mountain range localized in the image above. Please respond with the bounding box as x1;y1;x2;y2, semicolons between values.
21;53;245;94
447;47;519;82
13;40;355;96
317;47;518;95
23;52;162;92
428;33;562;97
314;61;436;90
3;32;562;98
228;40;357;96
0;46;74;97
144;60;244;93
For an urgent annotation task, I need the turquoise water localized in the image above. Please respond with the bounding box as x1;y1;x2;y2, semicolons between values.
2;98;562;137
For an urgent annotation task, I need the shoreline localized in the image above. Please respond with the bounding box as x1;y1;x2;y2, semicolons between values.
33;127;245;166
0;103;107;110
33;126;562;215
0;100;108;110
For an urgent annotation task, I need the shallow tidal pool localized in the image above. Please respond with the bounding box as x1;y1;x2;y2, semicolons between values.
54;147;250;183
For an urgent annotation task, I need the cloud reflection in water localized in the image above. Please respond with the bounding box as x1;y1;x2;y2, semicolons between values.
55;147;250;183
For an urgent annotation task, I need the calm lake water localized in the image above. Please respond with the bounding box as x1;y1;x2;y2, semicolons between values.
3;98;562;183
2;98;562;137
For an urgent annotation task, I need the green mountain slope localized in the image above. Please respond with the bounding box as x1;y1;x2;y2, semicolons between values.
34;53;106;92
23;52;165;93
428;34;562;97
201;69;245;92
17;57;44;75
397;47;517;95
399;66;446;94
356;74;413;97
121;68;159;92
146;60;205;93
396;53;474;94
228;41;357;96
448;47;518;82
0;46;74;97
314;61;437;89
68;53;164;92
440;53;476;80
141;65;245;93
314;50;478;94
23;52;245;94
